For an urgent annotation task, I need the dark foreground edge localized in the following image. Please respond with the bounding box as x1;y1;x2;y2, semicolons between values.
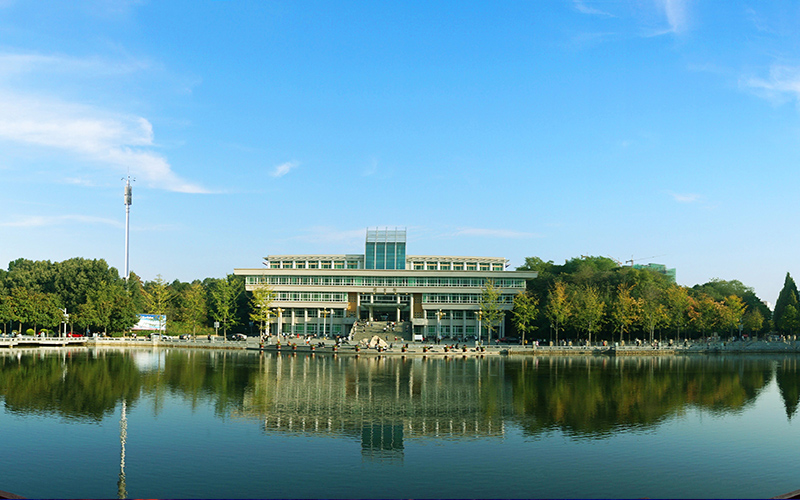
774;489;800;499
0;490;23;499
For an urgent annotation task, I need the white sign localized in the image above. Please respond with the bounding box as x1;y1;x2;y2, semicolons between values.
133;314;167;331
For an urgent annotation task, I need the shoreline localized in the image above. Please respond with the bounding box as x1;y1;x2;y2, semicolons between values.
60;338;800;356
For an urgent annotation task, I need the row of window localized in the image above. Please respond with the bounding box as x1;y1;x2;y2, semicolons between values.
411;262;504;271
272;308;346;318
265;260;505;271
422;294;515;305
247;275;525;289
281;323;344;335
268;261;361;270
426;325;477;335
275;292;348;303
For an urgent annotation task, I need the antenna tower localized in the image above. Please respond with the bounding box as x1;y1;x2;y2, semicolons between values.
123;176;134;280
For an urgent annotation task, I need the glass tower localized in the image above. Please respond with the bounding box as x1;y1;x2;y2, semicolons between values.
365;228;406;270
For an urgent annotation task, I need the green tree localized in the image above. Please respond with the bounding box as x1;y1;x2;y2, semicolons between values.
610;283;640;345
664;286;692;342
144;275;173;333
183;282;207;336
545;280;571;346
480;279;505;345
781;304;800;336
774;273;800;335
512;292;539;346
570;283;605;345
211;274;243;337
249;284;276;336
743;309;764;336
638;283;667;343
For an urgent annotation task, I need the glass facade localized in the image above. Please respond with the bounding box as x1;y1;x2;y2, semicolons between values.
365;228;406;270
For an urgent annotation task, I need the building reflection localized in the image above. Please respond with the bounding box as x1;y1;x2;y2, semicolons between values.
239;354;512;461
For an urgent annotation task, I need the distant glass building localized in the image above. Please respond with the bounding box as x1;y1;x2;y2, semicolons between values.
234;228;538;340
632;263;676;282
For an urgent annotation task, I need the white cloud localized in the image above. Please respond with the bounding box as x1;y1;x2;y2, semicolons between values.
454;228;540;239
573;0;613;17
668;191;701;203
0;214;120;228
0;90;209;193
660;0;689;34
744;65;800;104
270;161;298;178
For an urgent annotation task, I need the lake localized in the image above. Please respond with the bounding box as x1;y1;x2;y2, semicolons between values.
1;347;798;499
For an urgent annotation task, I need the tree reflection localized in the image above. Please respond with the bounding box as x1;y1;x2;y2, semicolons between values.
1;349;796;441
504;355;774;438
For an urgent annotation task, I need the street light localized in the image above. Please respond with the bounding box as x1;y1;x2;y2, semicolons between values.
275;308;284;340
60;308;68;338
475;310;483;346
436;309;445;343
320;309;331;338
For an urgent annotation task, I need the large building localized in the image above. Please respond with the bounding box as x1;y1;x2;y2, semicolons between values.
234;228;538;341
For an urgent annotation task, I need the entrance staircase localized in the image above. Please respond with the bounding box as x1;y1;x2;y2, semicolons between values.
351;321;410;344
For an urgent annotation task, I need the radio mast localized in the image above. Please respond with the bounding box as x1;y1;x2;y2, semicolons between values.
123;176;134;280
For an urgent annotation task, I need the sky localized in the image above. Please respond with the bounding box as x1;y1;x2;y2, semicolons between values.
1;0;800;306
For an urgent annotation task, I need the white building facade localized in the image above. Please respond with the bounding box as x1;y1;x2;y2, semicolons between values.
234;229;537;341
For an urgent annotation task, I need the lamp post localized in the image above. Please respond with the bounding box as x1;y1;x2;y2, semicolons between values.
475;310;483;347
61;308;68;338
275;308;284;340
436;309;444;343
320;308;331;338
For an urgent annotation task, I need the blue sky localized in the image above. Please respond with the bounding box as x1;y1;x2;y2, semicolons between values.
1;0;799;306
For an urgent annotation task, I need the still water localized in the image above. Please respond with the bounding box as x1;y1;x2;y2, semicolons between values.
1;348;799;499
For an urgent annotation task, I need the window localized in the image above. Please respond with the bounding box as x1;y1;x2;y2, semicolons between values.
440;263;451;271
466;263;477;271
492;263;504;271
334;261;345;269
426;262;437;270
321;261;332;269
414;262;424;270
347;261;359;269
308;262;319;269
479;263;490;271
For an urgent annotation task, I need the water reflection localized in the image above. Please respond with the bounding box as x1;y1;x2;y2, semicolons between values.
1;349;798;439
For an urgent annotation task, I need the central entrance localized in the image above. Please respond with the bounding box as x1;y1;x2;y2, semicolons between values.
358;293;411;322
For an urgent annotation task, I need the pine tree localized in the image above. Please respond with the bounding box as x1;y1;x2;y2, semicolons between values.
773;273;799;334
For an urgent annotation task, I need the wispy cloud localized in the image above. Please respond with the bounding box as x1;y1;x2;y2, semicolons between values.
573;0;614;18
641;0;690;37
0;90;209;193
270;161;299;178
667;191;701;203
0;50;206;193
743;65;800;104
454;228;540;239
0;214;120;228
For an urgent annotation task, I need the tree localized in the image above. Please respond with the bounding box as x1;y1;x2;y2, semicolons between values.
183;282;207;336
77;280;137;335
638;283;667;343
610;283;640;345
480;279;505;345
512;292;539;346
545;280;571;346
211;274;243;337
722;295;747;337
144;275;173;333
664;286;692;342
249;284;276;336
743;309;764;336
570;284;605;345
774;273;800;335
781;304;800;336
